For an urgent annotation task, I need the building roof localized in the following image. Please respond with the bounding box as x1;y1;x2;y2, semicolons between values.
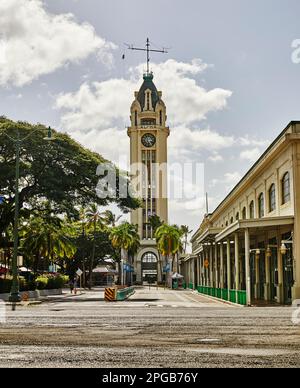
137;73;160;111
210;121;300;219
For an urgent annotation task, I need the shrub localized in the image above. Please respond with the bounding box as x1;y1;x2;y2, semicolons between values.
0;278;12;293
35;276;48;290
0;274;69;293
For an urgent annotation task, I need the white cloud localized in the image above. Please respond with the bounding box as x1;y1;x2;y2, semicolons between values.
210;171;242;192
238;136;269;147
56;58;232;132
55;58;234;163
169;126;234;155
56;79;133;132
240;147;262;163
208;153;224;163
136;59;232;125
0;0;116;87
71;127;130;170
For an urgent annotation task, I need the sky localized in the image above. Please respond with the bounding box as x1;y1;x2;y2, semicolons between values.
1;0;300;236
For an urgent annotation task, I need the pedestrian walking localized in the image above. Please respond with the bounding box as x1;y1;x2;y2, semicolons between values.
69;279;74;294
74;277;78;295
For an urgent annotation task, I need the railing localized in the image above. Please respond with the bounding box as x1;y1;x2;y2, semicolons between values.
116;287;135;301
196;286;247;306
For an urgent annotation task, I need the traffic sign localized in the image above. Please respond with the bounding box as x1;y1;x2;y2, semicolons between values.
76;269;83;277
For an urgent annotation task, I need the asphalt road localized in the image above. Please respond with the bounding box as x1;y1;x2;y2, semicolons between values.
0;287;300;368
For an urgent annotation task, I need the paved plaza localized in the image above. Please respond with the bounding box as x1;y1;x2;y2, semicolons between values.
0;288;299;368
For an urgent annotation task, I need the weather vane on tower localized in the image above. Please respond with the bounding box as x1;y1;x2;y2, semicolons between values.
125;38;168;75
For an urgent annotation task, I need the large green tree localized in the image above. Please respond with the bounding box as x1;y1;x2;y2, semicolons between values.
0;118;139;234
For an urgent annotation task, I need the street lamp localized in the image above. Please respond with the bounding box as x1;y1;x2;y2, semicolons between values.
3;126;55;306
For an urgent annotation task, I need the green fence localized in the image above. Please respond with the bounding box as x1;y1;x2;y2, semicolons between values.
237;290;247;306
196;286;247;306
188;283;194;290
229;290;237;303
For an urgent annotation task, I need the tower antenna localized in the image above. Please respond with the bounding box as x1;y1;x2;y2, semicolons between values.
125;38;168;75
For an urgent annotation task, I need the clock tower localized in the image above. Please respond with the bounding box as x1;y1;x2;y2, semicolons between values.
128;72;170;284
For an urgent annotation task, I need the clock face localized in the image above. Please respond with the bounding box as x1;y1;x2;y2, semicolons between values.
141;133;156;148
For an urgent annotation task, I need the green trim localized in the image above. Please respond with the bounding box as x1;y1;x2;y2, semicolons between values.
197;286;247;306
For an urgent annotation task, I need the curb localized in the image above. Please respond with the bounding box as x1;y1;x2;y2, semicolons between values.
5;301;42;307
191;290;246;308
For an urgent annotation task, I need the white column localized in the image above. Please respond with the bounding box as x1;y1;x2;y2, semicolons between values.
245;228;251;306
264;250;271;301
292;142;300;301
255;253;260;300
210;245;214;287
197;255;201;288
227;239;231;299
235;233;240;302
220;242;224;289
215;243;219;288
277;232;284;304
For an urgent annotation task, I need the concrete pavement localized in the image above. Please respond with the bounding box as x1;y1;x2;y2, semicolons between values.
0;287;299;368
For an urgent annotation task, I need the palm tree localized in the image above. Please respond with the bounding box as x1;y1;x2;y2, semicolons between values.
21;213;76;274
155;224;182;287
109;222;140;285
180;225;193;254
86;204;106;289
103;210;122;227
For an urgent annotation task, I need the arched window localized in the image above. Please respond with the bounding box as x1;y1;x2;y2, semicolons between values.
282;172;291;204
242;207;247;220
258;193;264;218
230;217;234;224
142;252;157;263
249;201;255;219
269;184;276;212
236;212;239;221
160;110;163;126
147;92;150;111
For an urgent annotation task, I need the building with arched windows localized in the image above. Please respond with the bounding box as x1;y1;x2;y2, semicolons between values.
182;121;300;306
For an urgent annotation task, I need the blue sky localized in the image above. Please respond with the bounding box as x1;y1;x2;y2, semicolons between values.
1;0;300;232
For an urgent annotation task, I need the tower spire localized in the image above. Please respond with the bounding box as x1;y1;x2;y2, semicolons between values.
126;38;168;75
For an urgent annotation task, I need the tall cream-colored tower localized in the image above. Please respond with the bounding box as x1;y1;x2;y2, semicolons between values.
128;72;169;284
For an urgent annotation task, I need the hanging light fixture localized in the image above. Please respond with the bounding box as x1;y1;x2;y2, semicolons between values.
280;243;287;255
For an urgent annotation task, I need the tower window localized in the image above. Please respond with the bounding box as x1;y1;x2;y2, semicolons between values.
147;92;150;111
135;111;138;126
160;111;163;126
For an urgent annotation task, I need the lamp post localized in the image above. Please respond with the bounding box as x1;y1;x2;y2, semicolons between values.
3;127;55;306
